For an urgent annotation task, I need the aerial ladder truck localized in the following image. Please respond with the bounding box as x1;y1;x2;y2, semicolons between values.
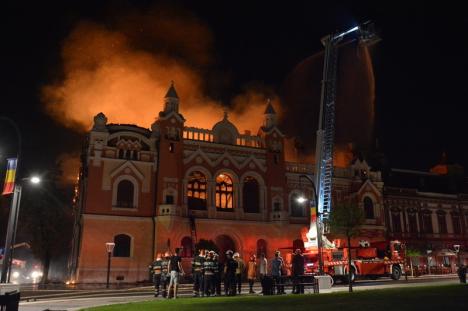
299;23;404;283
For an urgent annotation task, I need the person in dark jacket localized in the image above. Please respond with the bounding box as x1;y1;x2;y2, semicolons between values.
292;249;305;294
192;249;205;297
457;264;467;283
224;250;238;296
214;253;222;296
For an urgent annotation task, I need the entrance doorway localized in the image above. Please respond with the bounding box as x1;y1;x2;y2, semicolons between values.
215;234;236;262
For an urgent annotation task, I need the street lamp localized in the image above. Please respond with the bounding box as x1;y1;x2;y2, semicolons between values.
298;174;324;275
1;176;41;283
105;242;115;289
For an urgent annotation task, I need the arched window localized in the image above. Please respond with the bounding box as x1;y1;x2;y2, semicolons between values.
243;176;259;213
363;197;374;219
116;180;134;208
113;234;131;257
216;173;233;210
407;210;418;233
187;171;207;210
452;212;461;234
257;239;267;258
422;210;433;233
437;210;447;234
180;236;193;258
392;212;402;233
290;193;305;217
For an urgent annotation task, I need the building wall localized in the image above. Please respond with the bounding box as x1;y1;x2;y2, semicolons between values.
72;108;393;283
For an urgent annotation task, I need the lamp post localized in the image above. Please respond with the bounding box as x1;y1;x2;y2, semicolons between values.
298;174;324;275
105;242;115;289
1;117;22;284
1;176;41;283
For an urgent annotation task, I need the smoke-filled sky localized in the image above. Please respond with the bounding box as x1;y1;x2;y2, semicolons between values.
1;0;467;184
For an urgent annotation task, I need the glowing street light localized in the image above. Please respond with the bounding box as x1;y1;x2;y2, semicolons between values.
296;196;307;204
29;176;41;184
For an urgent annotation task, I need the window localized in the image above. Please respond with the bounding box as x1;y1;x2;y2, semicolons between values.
408;212;418;233
257;239;267;257
422;211;433;234
363;197;374;219
116;180;134;208
180;236;193;258
187;171;207;210
452;213;461;234
273;202;281;211
118;149;125;159
437;211;447;234
243;176;259;213
216;173;233;210
113;234;131;257
392;212;402;233
165;195;174;205
290;193;305;217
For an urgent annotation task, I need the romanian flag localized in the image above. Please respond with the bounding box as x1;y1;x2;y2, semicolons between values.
2;158;17;195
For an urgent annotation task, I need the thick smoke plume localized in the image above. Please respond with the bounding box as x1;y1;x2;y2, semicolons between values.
42;8;273;134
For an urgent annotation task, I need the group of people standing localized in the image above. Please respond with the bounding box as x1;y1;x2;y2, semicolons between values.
149;248;185;299
149;247;307;299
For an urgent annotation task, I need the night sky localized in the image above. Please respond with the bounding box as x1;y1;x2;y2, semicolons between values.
1;0;467;180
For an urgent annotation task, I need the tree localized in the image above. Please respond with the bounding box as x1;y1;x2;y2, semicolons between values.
20;181;73;284
405;247;422;277
328;201;365;293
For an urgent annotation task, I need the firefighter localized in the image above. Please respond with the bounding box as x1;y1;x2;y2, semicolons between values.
213;252;222;296
234;252;245;294
192;249;205;297
150;253;163;297
291;249;305;294
203;251;216;296
161;251;171;298
271;250;285;294
224;250;238;296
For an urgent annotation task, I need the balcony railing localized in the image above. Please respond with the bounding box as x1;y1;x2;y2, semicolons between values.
183;127;263;148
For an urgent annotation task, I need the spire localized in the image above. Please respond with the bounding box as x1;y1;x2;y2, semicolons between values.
223;108;229;120
263;99;277;129
165;81;179;99
264;98;276;114
163;81;180;114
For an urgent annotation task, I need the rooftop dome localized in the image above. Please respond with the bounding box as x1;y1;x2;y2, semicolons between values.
212;111;239;145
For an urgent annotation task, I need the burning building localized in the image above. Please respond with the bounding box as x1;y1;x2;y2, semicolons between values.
69;83;387;283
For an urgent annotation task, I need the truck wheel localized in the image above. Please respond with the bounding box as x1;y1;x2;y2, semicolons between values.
391;266;402;280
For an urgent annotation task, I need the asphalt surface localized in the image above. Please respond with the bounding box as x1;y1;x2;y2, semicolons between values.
17;275;462;311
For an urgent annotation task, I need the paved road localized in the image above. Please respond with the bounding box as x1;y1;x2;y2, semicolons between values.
18;275;462;311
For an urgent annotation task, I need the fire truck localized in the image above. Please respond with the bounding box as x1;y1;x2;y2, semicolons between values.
299;240;405;283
